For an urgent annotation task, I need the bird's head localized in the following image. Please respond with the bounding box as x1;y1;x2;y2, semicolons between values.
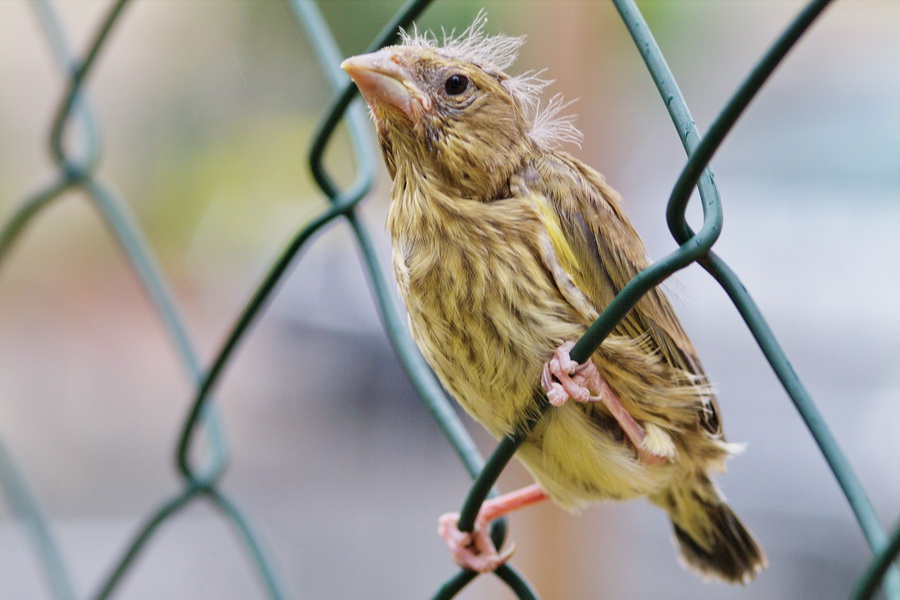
341;12;580;201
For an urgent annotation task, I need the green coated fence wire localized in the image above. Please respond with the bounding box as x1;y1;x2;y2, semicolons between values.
0;436;75;600
0;0;897;599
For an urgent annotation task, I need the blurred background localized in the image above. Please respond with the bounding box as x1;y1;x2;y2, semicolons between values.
0;1;897;599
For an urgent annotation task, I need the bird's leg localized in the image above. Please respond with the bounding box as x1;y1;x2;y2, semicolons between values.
542;342;667;464
438;484;548;573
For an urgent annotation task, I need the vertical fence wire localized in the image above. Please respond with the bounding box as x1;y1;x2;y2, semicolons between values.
0;0;896;599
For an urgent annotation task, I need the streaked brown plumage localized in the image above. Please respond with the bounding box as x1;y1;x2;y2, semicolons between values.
342;14;765;584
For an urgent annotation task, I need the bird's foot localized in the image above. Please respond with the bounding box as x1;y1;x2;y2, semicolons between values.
541;341;595;406
541;341;670;464
437;485;546;572
437;513;514;573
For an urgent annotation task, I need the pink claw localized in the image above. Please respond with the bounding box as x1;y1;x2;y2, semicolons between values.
438;513;513;573
541;342;603;405
436;485;547;572
540;341;668;464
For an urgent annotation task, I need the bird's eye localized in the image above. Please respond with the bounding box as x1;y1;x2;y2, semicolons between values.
444;74;469;96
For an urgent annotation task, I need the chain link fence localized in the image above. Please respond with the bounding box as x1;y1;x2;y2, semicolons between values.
1;0;897;598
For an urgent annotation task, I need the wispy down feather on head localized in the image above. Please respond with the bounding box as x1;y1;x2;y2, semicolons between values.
399;10;522;76
399;10;582;149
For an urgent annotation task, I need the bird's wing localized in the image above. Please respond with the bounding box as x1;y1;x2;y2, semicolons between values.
524;150;722;437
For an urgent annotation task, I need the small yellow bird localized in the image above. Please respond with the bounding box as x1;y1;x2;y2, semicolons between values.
342;14;766;584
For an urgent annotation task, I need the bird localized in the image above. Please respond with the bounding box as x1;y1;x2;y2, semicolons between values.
341;12;766;584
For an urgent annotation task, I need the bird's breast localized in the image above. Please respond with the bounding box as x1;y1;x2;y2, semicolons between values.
388;186;586;431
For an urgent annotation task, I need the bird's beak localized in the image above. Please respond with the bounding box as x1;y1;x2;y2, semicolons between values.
341;50;431;120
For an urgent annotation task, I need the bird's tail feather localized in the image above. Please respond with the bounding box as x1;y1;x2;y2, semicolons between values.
652;474;766;584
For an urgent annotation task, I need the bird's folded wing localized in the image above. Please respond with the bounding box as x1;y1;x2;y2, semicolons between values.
527;151;723;437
